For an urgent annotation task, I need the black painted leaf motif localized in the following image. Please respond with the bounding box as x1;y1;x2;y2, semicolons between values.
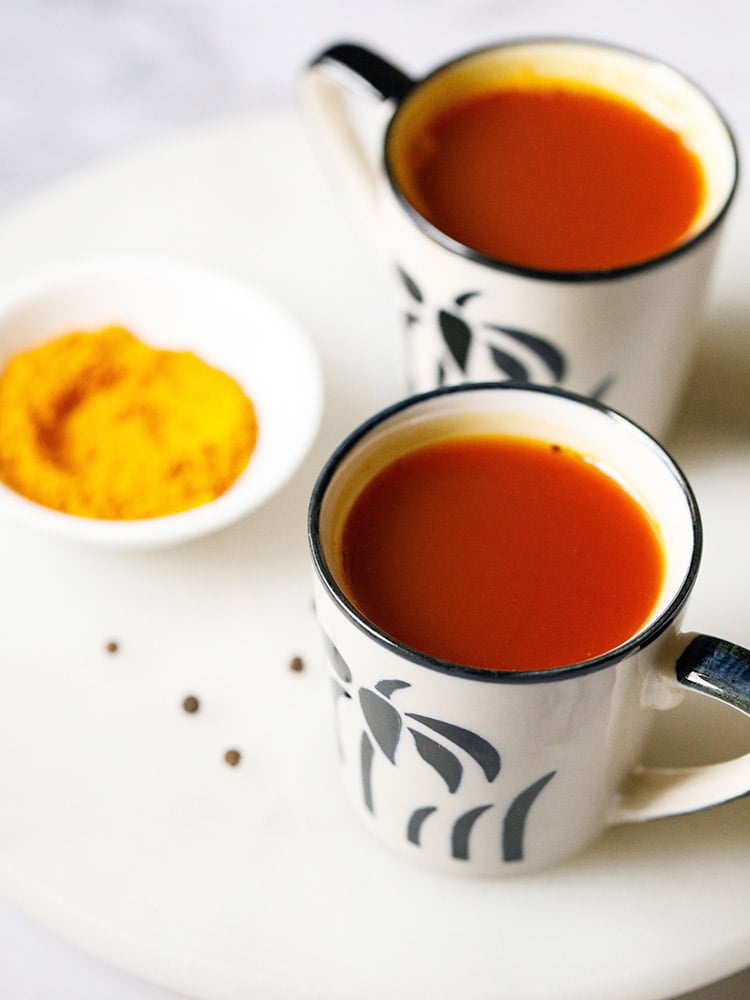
454;291;480;308
439;310;472;372
451;804;492;860
406;713;501;782
375;679;411;700
407;805;437;845
437;360;446;386
324;636;352;683
589;373;615;400
408;728;463;793
361;731;375;813
359;688;402;763
486;325;567;382
502;770;556;862
488;345;529;382
397;266;424;303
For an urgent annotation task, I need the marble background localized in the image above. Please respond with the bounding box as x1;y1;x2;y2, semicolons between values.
0;1;749;998
3;0;750;214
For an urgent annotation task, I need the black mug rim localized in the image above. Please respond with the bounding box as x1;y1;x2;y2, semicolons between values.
307;383;703;685
383;35;740;284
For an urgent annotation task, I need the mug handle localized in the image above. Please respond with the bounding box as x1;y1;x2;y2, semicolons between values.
301;44;413;243
611;632;750;822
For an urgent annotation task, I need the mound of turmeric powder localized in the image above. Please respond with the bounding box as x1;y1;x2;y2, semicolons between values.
0;326;258;520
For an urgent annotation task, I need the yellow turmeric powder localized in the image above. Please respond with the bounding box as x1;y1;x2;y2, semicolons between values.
0;326;258;519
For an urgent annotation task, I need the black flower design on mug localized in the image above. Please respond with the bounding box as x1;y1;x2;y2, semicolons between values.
397;265;614;400
324;634;556;863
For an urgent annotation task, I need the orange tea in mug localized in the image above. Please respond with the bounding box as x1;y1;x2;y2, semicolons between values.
340;431;665;671
391;82;706;271
305;39;738;435
308;383;750;876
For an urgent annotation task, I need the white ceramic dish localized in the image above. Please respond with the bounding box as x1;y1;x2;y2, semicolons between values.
0;255;324;548
0;111;747;1000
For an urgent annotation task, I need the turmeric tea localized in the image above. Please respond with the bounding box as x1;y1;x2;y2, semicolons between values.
0;326;258;519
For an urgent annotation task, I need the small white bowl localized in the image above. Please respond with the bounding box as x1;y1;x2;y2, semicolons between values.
0;255;324;549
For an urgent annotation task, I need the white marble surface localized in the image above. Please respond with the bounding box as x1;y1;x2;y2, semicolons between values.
3;0;750;216
0;1;749;998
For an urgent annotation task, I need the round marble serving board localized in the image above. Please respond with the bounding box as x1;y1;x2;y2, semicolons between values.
0;109;748;1000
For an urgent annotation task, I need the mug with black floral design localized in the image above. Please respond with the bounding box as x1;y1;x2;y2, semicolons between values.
302;38;738;438
308;383;750;877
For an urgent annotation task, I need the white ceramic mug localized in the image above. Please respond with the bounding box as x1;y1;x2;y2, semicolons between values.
302;39;739;438
308;383;750;876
